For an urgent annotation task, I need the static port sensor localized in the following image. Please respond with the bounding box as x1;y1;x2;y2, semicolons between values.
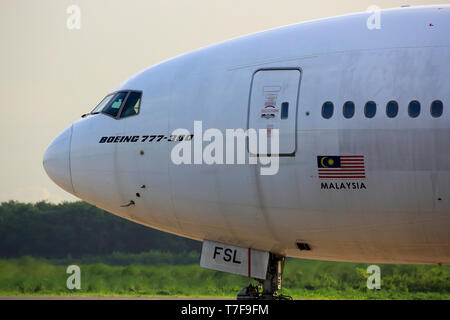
200;240;269;280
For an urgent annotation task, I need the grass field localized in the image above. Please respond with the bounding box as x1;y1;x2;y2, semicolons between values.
0;255;449;299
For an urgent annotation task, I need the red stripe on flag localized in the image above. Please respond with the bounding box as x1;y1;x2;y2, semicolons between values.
318;171;365;173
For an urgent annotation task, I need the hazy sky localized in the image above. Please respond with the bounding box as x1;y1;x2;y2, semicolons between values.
0;0;446;203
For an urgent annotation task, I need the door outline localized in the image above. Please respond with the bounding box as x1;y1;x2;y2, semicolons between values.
246;67;303;157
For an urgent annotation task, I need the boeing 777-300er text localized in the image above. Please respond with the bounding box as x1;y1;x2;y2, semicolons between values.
44;6;450;299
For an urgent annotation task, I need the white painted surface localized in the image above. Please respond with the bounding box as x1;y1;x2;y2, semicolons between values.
44;6;450;265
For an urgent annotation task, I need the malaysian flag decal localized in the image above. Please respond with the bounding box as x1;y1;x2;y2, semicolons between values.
317;155;365;179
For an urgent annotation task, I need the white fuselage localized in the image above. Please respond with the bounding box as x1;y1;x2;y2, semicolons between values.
44;6;450;264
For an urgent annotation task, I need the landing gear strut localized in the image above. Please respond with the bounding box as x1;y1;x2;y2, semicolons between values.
237;253;292;300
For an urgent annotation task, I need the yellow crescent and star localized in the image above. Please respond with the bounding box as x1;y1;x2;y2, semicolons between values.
320;156;335;168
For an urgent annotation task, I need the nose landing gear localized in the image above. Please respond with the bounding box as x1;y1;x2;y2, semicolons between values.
237;253;292;300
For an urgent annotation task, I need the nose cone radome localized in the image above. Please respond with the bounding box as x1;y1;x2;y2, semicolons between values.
43;125;74;194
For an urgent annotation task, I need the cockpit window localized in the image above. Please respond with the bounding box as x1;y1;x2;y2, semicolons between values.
89;90;143;119
120;92;141;118
102;92;128;117
91;94;114;114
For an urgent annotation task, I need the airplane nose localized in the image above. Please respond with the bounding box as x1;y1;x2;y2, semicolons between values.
43;125;75;194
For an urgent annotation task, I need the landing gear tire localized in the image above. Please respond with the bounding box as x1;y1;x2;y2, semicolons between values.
236;284;260;300
237;253;293;300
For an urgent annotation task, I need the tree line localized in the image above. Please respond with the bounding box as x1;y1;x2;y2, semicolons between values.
0;201;201;259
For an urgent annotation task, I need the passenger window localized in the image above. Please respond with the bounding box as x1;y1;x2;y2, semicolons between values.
364;101;376;118
322;102;334;119
408;100;421;118
343;101;355;119
386;101;398;118
91;94;114;114
431;100;443;118
120;92;142;118
102;92;128;117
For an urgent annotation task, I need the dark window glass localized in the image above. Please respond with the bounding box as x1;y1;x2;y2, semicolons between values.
343;101;355;119
322;101;334;119
364;101;376;118
280;102;289;119
120;92;142;118
386;101;398;118
91;94;114;114
431;100;443;118
102;92;128;117
408;100;421;118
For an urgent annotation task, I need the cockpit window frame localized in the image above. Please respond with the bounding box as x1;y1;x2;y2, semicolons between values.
118;91;142;119
90;93;115;115
92;90;143;120
101;91;130;119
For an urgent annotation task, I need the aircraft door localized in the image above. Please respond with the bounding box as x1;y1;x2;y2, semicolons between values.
248;69;301;156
